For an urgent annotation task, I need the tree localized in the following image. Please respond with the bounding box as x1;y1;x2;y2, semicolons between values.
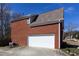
65;22;78;39
0;3;22;46
0;4;11;45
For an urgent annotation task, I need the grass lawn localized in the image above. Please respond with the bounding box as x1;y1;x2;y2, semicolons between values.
61;48;79;56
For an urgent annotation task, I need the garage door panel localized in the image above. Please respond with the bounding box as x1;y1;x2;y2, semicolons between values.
28;35;55;49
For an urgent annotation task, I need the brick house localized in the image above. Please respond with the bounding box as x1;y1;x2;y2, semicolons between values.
10;8;64;49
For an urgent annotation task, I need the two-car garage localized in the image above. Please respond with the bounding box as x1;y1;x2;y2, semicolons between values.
28;34;55;49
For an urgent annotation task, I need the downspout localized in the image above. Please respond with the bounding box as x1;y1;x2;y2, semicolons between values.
58;20;60;49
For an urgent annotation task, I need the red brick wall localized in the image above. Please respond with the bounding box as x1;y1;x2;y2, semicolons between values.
10;19;60;48
28;24;59;49
10;20;28;46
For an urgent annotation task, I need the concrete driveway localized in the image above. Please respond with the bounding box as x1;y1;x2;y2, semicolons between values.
0;47;66;56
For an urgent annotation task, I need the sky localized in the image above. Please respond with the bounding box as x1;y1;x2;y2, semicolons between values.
8;3;79;31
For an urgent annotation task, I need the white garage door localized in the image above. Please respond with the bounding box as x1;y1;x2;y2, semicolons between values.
28;35;55;49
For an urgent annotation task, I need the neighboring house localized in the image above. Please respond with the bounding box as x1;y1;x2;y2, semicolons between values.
64;31;79;40
10;8;64;49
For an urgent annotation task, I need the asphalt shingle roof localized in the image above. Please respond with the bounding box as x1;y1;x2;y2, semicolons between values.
30;8;64;27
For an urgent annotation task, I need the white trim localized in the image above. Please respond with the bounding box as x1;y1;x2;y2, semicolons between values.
28;35;55;49
27;18;30;24
58;20;60;49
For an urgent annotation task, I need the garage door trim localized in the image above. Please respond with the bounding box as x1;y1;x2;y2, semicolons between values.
28;34;55;49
